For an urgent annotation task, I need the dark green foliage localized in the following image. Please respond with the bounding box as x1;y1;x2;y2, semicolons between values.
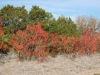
42;16;80;37
1;34;9;43
56;16;79;37
0;5;28;34
29;5;52;22
50;52;58;58
42;18;59;33
0;5;79;37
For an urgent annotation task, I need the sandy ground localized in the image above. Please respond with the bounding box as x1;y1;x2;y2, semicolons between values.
0;53;100;75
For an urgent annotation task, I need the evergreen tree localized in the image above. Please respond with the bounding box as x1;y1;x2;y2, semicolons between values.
56;16;79;36
29;5;53;23
0;5;28;34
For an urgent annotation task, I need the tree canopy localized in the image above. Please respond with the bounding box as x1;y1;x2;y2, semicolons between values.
29;5;53;22
76;15;100;34
0;5;79;37
0;5;28;34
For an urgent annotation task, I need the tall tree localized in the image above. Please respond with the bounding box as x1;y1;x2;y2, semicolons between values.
29;5;52;23
0;5;14;26
76;15;100;34
0;5;28;34
13;6;28;30
57;16;79;36
42;15;79;37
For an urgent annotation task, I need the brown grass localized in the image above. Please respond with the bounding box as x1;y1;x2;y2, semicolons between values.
0;52;100;75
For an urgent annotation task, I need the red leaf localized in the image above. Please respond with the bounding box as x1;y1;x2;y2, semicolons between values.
2;44;8;51
0;26;4;36
40;57;45;62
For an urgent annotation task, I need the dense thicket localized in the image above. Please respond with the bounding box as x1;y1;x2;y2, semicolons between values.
9;23;100;61
0;5;79;37
1;5;100;62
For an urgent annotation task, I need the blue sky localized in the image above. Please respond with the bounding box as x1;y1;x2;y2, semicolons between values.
0;0;100;21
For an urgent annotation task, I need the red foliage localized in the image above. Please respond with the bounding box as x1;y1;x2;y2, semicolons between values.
48;33;59;53
73;28;97;55
34;49;40;58
9;22;49;61
40;57;45;62
2;44;9;51
59;35;75;55
0;19;2;24
0;26;4;36
9;22;100;61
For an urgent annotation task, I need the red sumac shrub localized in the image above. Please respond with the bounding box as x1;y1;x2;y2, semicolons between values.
73;28;97;55
0;26;4;36
59;35;75;55
9;23;100;61
9;22;49;61
2;44;9;51
48;32;59;53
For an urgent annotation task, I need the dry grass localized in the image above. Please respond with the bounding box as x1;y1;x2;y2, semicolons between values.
0;52;100;75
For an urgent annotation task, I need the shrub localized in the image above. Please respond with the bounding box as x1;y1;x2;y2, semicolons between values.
9;22;49;61
0;26;9;53
73;29;97;55
9;22;100;61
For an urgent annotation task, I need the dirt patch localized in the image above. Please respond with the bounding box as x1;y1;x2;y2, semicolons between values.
0;53;100;75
